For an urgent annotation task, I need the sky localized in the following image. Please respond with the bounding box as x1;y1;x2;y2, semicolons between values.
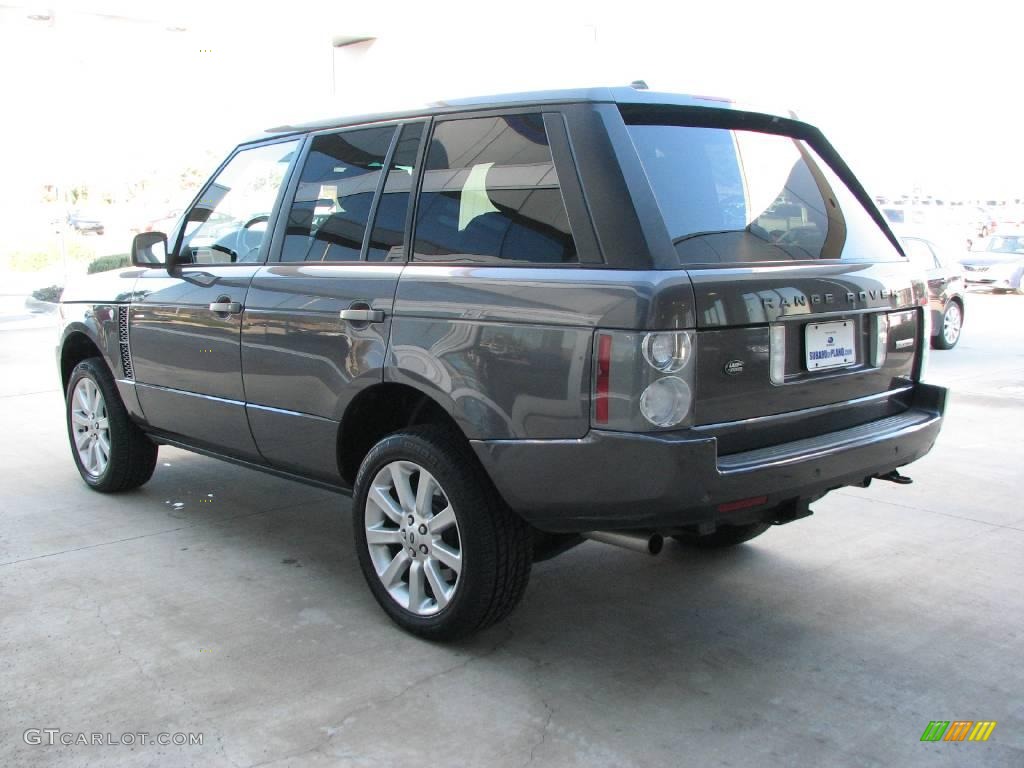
0;0;1021;212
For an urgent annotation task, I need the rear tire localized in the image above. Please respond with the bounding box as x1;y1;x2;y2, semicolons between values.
674;522;771;549
66;357;157;491
352;426;532;641
932;301;962;350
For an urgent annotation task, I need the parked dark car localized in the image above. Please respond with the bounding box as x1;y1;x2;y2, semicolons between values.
899;236;966;349
56;87;947;639
960;233;1024;293
67;213;104;235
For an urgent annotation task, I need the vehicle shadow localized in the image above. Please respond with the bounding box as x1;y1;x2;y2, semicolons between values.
136;447;845;686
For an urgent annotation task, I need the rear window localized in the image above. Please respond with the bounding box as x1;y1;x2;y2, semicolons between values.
625;120;902;265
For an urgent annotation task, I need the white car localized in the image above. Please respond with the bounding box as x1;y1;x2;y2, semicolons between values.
960;233;1024;293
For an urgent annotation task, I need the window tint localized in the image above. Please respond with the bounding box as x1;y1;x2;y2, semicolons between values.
366;123;424;262
179;140;299;265
413;114;577;264
625;120;902;265
281;126;395;262
988;235;1024;254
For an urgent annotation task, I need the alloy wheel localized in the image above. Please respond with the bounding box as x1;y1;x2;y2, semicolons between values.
71;378;110;477
364;460;462;616
943;303;962;346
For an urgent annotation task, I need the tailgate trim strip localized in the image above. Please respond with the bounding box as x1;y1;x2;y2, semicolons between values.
695;385;914;433
717;409;934;473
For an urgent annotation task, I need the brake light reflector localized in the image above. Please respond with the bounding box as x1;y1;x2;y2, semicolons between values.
595;333;612;424
717;496;769;514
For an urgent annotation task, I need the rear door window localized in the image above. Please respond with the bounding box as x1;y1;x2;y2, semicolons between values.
625;118;902;265
281;126;396;262
413;114;577;264
366;123;425;262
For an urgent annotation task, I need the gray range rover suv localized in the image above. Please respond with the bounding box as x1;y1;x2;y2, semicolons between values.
58;86;947;639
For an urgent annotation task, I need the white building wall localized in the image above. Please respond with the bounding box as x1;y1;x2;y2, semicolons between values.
330;27;605;115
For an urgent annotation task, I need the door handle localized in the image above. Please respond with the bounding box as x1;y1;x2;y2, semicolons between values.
209;301;242;314
339;308;385;323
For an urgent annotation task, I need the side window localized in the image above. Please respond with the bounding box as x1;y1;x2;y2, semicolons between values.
179;140;299;265
413;114;577;264
366;123;425;262
903;238;938;270
281;126;395;262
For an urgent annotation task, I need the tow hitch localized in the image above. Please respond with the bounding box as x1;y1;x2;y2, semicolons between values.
876;470;913;485
770;497;814;525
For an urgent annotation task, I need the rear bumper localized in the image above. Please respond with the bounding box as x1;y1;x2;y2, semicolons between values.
471;383;947;533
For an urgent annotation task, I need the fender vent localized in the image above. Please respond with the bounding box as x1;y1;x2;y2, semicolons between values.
118;305;134;379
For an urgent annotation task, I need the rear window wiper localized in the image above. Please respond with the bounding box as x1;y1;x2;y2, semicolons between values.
672;228;746;246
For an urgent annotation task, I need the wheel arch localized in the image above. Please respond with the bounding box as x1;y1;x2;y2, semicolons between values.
60;328;106;394
337;382;467;488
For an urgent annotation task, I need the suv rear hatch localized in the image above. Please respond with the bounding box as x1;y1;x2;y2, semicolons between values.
622;105;925;453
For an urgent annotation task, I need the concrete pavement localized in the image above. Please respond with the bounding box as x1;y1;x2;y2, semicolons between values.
2;292;1022;767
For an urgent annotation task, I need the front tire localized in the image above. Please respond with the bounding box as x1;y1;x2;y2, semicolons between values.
932;301;962;350
674;522;771;549
352;426;531;641
66;358;157;491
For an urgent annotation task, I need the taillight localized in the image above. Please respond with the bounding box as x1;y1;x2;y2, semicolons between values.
594;333;612;425
591;330;696;431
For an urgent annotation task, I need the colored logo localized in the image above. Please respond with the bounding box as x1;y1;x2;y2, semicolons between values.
920;721;997;742
827;335;835;344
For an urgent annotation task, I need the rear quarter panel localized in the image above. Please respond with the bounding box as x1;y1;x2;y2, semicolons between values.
388;265;696;439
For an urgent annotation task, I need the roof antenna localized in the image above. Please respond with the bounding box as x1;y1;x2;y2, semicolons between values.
629;79;649;90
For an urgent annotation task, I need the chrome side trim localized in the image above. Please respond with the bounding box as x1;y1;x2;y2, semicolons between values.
133;382;245;407
132;384;339;423
245;401;337;422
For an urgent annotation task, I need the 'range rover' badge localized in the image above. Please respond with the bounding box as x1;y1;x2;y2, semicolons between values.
724;360;745;376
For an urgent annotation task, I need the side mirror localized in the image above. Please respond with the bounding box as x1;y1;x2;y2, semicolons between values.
131;231;169;268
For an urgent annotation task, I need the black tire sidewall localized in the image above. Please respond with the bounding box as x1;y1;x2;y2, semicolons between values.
67;360;114;488
351;429;506;640
65;357;150;491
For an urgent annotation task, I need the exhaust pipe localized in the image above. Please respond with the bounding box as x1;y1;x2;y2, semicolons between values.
582;531;663;556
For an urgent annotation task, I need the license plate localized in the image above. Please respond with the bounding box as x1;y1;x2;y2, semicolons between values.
805;320;856;371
